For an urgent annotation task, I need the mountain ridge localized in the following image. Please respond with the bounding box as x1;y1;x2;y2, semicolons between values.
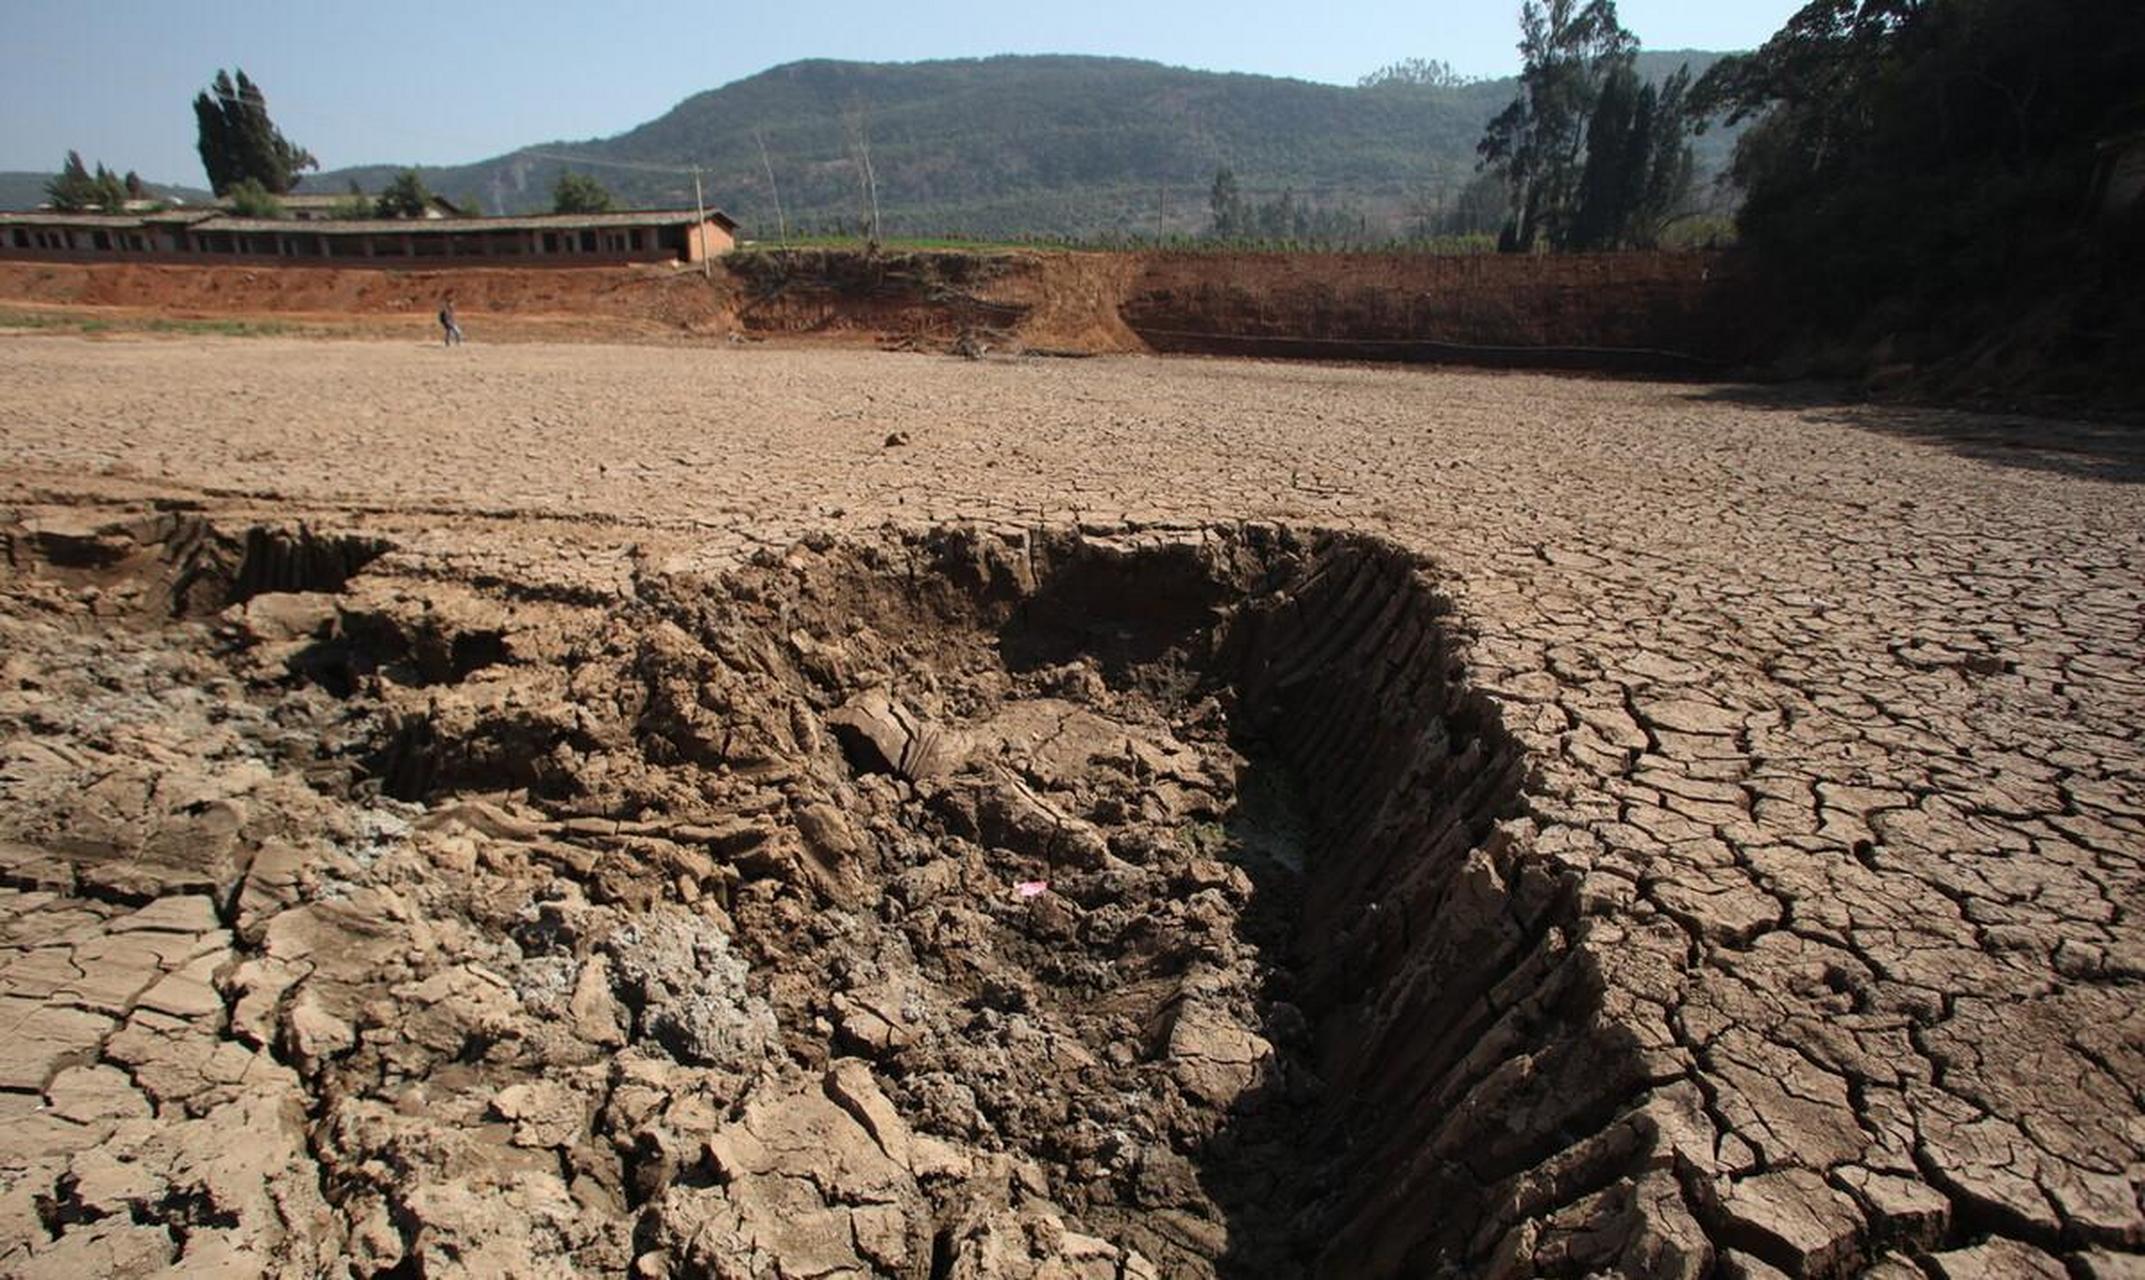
319;52;1735;239
5;53;1738;239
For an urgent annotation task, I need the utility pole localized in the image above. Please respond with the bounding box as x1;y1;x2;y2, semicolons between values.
754;129;788;248
843;102;881;249
692;165;710;279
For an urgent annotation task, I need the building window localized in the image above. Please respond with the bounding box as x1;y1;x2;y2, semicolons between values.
10;229;25;248
581;230;596;253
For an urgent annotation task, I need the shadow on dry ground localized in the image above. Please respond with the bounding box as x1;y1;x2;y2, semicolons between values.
1688;384;2145;483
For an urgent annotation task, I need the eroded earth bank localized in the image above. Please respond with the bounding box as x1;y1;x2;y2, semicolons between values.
0;337;2141;1279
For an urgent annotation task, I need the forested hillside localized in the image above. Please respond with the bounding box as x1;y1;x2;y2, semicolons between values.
313;52;1730;239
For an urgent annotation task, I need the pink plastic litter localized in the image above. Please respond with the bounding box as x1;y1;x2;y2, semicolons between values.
1015;880;1049;899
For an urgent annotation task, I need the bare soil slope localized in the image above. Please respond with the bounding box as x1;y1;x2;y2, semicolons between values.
0;260;742;342
0;248;1728;366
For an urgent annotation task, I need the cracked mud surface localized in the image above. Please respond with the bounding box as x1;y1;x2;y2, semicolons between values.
0;335;2141;1278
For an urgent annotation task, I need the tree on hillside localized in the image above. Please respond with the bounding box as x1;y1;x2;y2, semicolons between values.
193;69;316;196
1477;0;1639;250
45;152;126;213
1407;168;1510;239
1204;169;1368;244
552;171;616;215
1208;167;1246;237
374;170;432;219
1359;58;1474;89
1256;187;1299;239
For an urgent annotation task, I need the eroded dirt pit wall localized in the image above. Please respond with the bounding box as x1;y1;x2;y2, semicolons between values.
0;510;1677;1277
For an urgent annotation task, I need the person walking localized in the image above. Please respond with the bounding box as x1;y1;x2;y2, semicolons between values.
439;296;463;346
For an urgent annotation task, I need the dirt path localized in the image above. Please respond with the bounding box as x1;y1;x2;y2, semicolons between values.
1;335;2140;1277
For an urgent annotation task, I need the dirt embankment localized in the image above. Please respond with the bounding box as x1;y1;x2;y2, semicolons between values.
0;249;1737;369
1120;250;1744;370
724;249;1146;354
0;260;742;341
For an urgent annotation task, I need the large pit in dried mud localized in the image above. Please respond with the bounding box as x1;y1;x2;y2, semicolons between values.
2;517;1629;1278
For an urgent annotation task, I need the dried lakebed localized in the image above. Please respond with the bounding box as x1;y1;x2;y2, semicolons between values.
0;338;2140;1279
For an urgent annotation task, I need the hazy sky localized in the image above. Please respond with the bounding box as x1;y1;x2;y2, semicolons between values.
3;0;1801;185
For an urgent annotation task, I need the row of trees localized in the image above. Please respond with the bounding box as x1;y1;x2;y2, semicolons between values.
1206;168;1373;243
1203;4;1701;250
1358;58;1479;90
43;153;147;213
1476;0;1695;251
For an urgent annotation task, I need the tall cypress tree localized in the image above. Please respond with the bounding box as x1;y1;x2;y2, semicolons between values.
1478;0;1636;250
193;71;238;195
1569;63;1694;249
44;151;97;211
193;68;316;196
1480;2;1694;251
90;162;126;213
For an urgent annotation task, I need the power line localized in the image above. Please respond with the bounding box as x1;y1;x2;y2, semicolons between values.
203;90;614;179
207;89;713;186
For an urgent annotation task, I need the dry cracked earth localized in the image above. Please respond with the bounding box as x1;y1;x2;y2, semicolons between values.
0;334;2140;1280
